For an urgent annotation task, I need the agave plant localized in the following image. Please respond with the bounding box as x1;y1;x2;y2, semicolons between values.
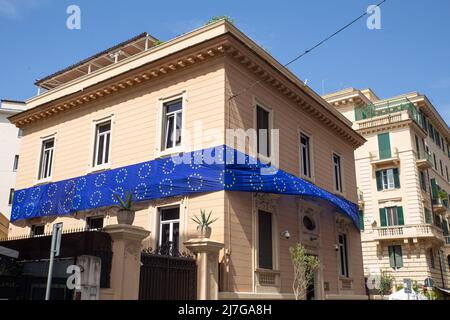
114;190;135;211
191;209;218;231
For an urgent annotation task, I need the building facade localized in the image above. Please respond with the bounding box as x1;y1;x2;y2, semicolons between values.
0;100;26;225
324;88;450;290
7;20;367;299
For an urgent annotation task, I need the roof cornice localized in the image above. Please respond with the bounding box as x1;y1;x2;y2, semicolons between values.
9;20;365;148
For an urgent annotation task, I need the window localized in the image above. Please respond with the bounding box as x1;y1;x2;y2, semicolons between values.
429;124;434;141
429;249;435;269
333;153;343;192
8;189;14;206
256;105;270;158
448;255;450;270
379;206;404;227
376;168;400;191
87;216;104;230
159;207;180;254
93;121;111;167
13;155;19;172
31;225;45;237
162;98;183;150
440;160;444;176
38;138;54;180
446;166;449;182
419;171;427;191
300;133;311;178
415;135;421;157
258;210;273;269
433;153;437;169
378;133;391;159
338;234;349;277
388;245;403;269
359;210;364;231
424;208;432;224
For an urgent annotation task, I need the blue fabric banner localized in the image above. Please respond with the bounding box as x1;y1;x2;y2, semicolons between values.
11;145;360;229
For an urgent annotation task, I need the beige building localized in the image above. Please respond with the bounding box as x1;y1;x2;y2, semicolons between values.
324;88;450;290
0;213;8;239
6;20;367;299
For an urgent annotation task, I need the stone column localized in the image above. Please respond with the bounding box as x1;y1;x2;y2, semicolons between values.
184;238;224;300
104;224;150;300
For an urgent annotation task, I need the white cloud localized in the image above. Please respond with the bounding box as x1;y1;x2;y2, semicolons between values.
0;0;40;19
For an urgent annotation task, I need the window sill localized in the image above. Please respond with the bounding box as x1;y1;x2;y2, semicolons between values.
157;146;184;159
89;164;112;173
34;178;53;186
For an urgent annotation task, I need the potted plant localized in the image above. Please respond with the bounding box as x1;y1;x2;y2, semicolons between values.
191;209;218;238
114;190;136;225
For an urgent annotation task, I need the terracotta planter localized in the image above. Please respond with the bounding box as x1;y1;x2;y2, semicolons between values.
117;209;135;225
197;226;212;239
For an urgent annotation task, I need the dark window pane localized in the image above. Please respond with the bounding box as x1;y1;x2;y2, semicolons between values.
258;210;273;269
256;106;270;157
105;133;110;164
165;115;174;149
161;207;180;221
165;99;182;114
161;223;170;245
98;122;111;133
97;135;105;165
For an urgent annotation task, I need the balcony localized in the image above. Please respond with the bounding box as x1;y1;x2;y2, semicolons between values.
433;197;448;214
374;224;445;243
445;236;450;246
355;98;423;131
369;148;400;168
416;152;433;170
358;189;364;209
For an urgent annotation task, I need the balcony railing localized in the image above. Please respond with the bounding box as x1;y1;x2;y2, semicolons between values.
416;151;433;170
375;224;445;242
355;98;423;130
445;236;450;245
369;148;400;167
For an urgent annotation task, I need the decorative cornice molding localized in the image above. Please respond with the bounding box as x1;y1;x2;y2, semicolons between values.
10;33;364;148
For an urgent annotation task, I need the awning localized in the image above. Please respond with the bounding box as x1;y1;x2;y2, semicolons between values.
10;145;360;228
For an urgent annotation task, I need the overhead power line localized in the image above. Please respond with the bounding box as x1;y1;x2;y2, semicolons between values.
229;0;387;100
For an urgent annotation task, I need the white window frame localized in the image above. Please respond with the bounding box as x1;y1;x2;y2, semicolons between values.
333;152;343;193
158;206;181;251
90;115;114;172
300;132;312;179
382;168;396;190
157;92;186;157
36;133;56;184
386;206;399;226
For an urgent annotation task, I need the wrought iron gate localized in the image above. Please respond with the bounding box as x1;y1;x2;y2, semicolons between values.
139;250;197;300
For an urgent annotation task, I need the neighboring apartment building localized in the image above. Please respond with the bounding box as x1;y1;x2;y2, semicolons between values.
324;88;450;290
0;100;26;228
0;213;8;239
6;20;367;299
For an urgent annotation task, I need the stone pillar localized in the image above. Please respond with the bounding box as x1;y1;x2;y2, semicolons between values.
77;255;102;300
104;225;150;300
184;238;224;300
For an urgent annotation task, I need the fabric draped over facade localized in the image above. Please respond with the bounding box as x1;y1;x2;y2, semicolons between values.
10;145;360;229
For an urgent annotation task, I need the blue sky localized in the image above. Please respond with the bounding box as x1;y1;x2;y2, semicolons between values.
0;0;449;124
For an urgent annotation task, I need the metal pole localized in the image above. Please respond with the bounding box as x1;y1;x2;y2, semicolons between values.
45;227;57;300
45;223;63;300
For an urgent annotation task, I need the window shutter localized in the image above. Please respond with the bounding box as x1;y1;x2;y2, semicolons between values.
359;210;364;231
376;171;383;191
397;206;404;225
388;246;396;268
431;178;438;200
379;208;387;227
424;209;432;224
442;220;449;236
378;133;392;159
395;246;403;268
393;168;400;188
